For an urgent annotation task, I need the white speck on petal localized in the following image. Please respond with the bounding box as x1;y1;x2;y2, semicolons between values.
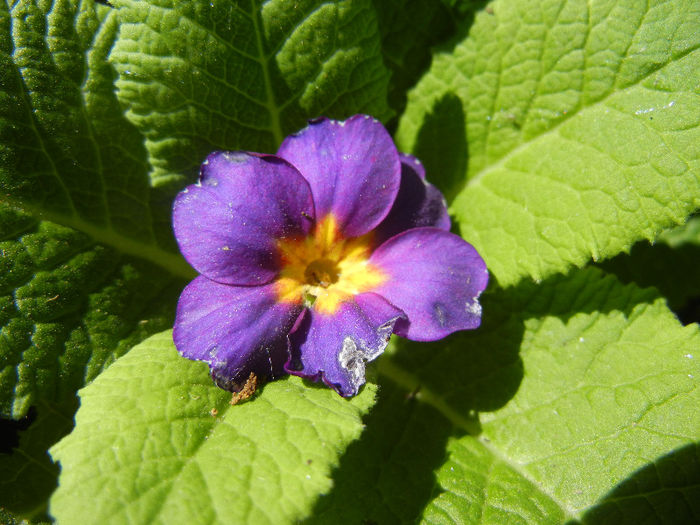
466;301;482;316
223;151;248;163
434;304;447;326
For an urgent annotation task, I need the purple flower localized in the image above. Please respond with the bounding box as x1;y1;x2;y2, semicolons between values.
172;115;488;397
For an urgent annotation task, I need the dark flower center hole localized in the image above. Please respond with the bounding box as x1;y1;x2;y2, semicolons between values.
304;258;340;288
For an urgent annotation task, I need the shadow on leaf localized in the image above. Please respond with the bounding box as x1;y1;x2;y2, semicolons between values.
303;381;454;525
599;240;700;325
412;92;469;203
0;397;77;521
577;442;700;525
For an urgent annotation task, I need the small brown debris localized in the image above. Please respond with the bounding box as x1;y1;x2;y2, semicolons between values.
46;295;59;302
230;372;258;405
486;6;495;15
210;408;219;417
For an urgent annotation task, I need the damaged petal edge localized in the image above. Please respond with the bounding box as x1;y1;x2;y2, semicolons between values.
338;337;369;396
467;290;485;317
337;318;399;396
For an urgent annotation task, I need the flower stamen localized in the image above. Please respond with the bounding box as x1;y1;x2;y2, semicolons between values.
304;258;340;288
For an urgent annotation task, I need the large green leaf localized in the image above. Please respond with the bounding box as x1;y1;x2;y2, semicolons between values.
50;331;377;525
0;203;182;516
0;0;190;415
0;205;181;417
423;437;566;524
240;267;700;524
1;0;178;254
110;0;392;186
397;0;700;286
373;267;700;523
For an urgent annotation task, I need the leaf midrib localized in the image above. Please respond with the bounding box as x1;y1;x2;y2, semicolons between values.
250;0;283;146
2;197;195;279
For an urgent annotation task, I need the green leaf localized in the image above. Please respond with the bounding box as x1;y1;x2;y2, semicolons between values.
657;213;700;248
373;267;699;522
0;0;195;416
423;437;565;524
0;0;193;260
0;204;183;517
0;205;183;419
50;331;377;525
397;0;700;286
110;0;392;187
5;2;143;245
600;215;700;317
0;2;189;514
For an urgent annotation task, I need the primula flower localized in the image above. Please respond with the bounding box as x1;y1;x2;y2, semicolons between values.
172;115;488;397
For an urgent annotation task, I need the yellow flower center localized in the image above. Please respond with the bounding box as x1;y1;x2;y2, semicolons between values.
275;215;386;314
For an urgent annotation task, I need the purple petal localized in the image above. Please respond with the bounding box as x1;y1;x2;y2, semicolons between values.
173;152;315;285
173;276;303;390
369;228;488;341
277;115;401;238
399;153;425;179
286;293;405;397
374;154;451;245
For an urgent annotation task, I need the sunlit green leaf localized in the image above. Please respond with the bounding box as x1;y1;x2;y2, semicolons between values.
50;331;376;525
397;0;700;286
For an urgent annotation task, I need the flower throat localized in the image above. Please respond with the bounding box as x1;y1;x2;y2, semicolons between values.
275;215;386;314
